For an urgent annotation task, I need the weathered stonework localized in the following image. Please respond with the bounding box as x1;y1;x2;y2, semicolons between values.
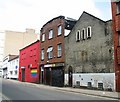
65;12;114;74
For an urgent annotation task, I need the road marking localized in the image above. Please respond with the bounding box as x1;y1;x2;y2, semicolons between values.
0;92;12;102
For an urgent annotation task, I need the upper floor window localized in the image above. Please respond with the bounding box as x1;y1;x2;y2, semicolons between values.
42;34;45;42
47;47;53;59
41;49;44;60
82;28;86;40
49;29;53;39
87;26;92;38
58;25;62;36
57;44;62;57
117;2;120;14
76;30;81;42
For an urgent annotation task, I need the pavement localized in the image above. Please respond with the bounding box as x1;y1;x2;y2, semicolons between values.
1;79;120;100
25;83;119;99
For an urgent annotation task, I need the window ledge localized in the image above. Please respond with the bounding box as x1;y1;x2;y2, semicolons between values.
116;13;120;16
48;38;53;40
57;34;62;37
57;56;62;58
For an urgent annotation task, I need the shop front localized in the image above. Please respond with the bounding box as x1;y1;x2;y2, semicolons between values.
43;63;64;87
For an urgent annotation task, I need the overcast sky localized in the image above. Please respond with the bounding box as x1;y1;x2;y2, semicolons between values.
0;0;112;33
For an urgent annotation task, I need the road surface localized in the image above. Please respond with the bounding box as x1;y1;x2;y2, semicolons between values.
1;78;118;102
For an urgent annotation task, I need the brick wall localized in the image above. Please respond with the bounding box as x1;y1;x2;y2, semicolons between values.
40;17;65;64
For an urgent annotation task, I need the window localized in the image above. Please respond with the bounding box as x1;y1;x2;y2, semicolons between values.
82;28;86;40
49;29;53;39
42;34;45;42
41;49;44;60
58;44;62;57
87;26;92;38
47;47;53;59
76;30;80;41
58;25;62;36
10;71;13;75
16;59;18;64
117;2;120;14
15;70;17;75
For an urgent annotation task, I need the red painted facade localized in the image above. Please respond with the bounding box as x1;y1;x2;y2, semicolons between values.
18;40;40;83
111;1;120;92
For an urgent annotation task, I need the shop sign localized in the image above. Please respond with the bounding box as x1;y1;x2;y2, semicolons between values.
21;66;25;69
44;63;64;68
44;64;52;67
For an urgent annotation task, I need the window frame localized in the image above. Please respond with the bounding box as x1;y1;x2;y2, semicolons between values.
49;29;53;39
41;34;45;42
116;2;120;14
10;71;13;75
57;43;62;57
82;28;86;40
76;30;81;42
47;47;53;59
58;25;62;36
87;26;92;38
41;49;44;60
15;70;18;75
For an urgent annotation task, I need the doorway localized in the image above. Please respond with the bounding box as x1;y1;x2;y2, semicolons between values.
51;67;64;87
22;69;25;82
45;68;51;85
68;66;73;87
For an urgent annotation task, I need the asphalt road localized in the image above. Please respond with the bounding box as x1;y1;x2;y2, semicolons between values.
1;78;118;102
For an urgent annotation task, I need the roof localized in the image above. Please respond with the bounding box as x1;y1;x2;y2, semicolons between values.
81;11;106;23
8;55;19;62
20;40;40;51
41;16;65;30
3;54;18;62
65;11;110;38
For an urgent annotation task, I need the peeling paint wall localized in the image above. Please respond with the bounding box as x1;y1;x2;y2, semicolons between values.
64;73;115;91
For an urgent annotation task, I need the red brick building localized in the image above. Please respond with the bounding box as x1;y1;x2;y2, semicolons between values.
40;16;77;87
18;40;40;83
111;1;120;92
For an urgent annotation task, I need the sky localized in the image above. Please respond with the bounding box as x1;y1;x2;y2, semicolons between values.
0;0;112;34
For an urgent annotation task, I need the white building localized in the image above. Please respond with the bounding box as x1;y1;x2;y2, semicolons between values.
8;55;19;79
2;55;18;79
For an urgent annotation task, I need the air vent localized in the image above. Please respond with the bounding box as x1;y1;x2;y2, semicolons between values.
87;82;92;89
98;83;104;90
76;81;80;88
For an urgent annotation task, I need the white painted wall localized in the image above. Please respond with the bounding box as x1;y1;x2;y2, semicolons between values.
64;73;115;91
8;57;19;79
2;56;9;78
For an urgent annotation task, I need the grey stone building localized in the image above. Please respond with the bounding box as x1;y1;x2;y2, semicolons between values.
65;11;114;87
